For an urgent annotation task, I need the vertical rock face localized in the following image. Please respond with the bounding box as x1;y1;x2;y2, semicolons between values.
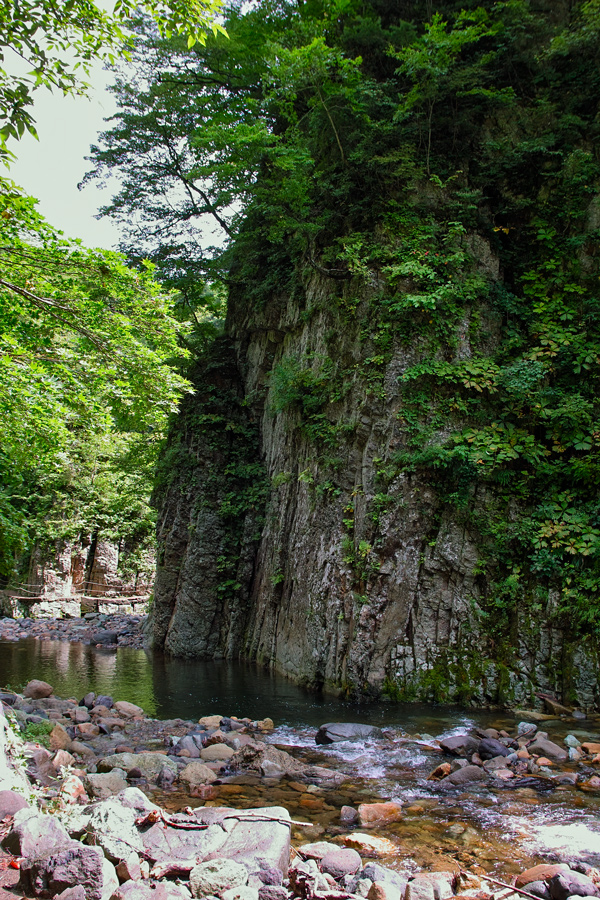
152;271;599;708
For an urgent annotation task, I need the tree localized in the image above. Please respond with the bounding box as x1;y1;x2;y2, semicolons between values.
0;0;225;157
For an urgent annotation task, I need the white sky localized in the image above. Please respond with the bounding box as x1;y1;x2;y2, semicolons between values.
7;66;123;249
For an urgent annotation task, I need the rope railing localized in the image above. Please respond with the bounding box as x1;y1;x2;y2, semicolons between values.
0;579;152;602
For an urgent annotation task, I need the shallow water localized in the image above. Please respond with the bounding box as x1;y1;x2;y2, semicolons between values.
3;637;600;876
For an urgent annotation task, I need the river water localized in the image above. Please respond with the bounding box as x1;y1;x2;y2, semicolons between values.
2;638;600;878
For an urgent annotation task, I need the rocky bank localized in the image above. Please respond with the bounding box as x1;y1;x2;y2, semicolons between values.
2;680;600;900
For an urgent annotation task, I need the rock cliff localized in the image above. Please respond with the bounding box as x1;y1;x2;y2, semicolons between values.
152;252;599;710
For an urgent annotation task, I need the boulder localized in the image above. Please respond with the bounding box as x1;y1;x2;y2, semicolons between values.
49;724;72;751
85;790;154;862
358;801;403;827
361;863;409;895
342;833;396;855
581;742;600;754
222;889;259;900
528;738;567;761
2;807;71;857
24;680;54;700
190;858;248;898
114;701;144;719
478;738;510;760
299;841;341;861
526;882;552;900
315;723;383;744
549;870;600;900
406;873;454;900
20;841;117;900
516;865;569;888
0;789;29;819
368;883;403;900
91;630;118;645
320;848;361;878
201;743;235;762
439;735;479;757
97;753;177;781
198;806;291;875
442;765;487;786
85;770;128;800
179;762;218;786
55;888;87;900
94;696;114;709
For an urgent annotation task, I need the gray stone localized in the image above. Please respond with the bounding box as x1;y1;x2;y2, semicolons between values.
528;738;568;761
0;789;29;818
97;753;177;780
19;841;115;900
85;791;153;862
526;881;552;900
315;723;383;744
258;888;288;900
199;806;291;876
549;871;600;900
55;888;87;900
360;864;409;895
478;738;510;759
85;770;128;800
179;761;218;785
320;848;361;879
2;807;71;857
439;735;479;757
564;735;581;748
442;765;487;786
222;889;259;900
190;858;248;898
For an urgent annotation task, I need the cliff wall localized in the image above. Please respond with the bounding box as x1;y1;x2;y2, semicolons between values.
152;249;599;710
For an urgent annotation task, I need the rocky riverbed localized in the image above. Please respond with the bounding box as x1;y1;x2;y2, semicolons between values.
0;614;146;651
2;679;600;900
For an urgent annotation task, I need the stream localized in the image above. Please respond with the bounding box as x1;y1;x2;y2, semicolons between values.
2;637;600;879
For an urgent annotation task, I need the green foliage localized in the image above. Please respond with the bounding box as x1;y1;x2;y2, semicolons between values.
0;0;225;158
0;179;190;580
20;719;53;747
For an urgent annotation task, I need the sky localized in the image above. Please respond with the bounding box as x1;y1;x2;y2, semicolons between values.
7;66;123;250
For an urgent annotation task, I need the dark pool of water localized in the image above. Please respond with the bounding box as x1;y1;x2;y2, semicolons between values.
0;637;506;731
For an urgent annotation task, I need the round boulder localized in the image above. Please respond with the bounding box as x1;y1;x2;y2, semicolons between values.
23;680;53;700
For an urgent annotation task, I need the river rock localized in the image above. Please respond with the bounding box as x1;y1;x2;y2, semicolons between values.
299;841;340;860
478;738;510;759
114;701;144;719
55;888;87;900
116;853;142;883
59;775;88;804
201;743;235;762
581;742;600;754
320;848;361;878
340;805;359;825
442;765;487;786
189;858;248;898
439;735;479;757
528;737;567;761
315;723;383;744
361;863;409;895
50;724;72;751
516;865;569;888
20;841;117;900
343;833;396;855
0;788;29;818
222;888;259;900
358;801;403;827
24;680;54;700
228;744;305;779
2;807;71;857
368;884;403;900
115;883;192;900
179;761;218;785
92;630;119;645
526;881;552;900
196;806;292;875
407;873;454;900
85;770;128;800
549;871;600;900
98;752;177;780
85;789;154;861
